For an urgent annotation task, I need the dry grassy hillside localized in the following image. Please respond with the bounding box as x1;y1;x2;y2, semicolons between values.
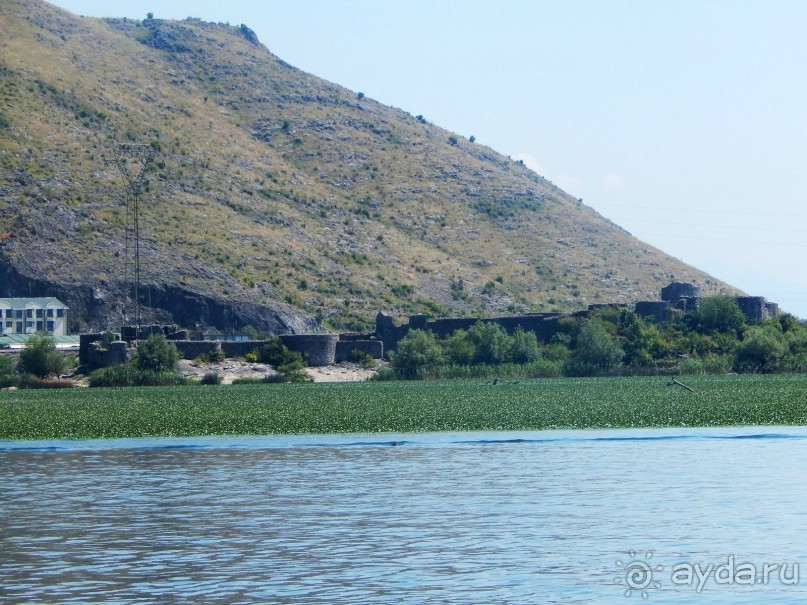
0;0;738;334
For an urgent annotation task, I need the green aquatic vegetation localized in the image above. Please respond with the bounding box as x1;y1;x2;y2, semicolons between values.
1;374;807;440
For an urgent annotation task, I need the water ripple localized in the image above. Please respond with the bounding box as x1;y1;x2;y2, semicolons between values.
2;427;807;603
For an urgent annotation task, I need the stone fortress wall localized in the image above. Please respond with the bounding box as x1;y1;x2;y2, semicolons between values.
81;328;383;369
79;282;776;368
376;282;780;352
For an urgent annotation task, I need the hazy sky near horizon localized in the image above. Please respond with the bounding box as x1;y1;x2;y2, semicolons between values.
50;1;807;317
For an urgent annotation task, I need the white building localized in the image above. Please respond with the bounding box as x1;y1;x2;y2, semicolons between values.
0;297;69;336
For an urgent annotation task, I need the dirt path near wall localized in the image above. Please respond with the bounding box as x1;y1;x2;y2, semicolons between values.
177;359;381;384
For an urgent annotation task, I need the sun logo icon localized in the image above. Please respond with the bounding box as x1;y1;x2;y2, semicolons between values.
615;550;664;599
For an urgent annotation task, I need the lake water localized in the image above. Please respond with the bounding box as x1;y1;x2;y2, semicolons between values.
2;427;807;604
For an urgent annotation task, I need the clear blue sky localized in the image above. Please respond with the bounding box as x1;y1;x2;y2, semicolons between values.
50;0;807;318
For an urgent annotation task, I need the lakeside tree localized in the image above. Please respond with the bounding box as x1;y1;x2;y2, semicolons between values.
133;333;180;373
509;327;541;364
567;319;624;376
0;354;15;378
391;329;444;377
17;335;67;378
696;296;746;335
466;322;511;365
734;324;789;373
442;329;476;365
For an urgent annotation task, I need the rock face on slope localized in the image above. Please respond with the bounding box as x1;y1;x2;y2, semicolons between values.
0;1;739;334
0;261;317;334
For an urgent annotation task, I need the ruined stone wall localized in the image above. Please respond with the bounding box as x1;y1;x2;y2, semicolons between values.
377;312;568;353
79;333;104;365
335;340;384;363
220;341;265;358
675;296;700;313
635;301;670;322
280;334;338;366
375;312;410;352
173;340;221;360
735;297;768;323
85;341;131;369
661;282;700;302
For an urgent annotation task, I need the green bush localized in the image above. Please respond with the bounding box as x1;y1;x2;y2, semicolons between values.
509;327;541;364
201;371;222;385
240;325;263;341
89;366;185;387
0;355;13;378
14;375;75;389
390;329;444;378
16;335;67;378
134;333;180;372
256;338;305;372
263;370;312;383
734;325;789;373
781;353;807;373
200;347;226;363
442;329;475;365
567;319;624;376
370;367;397;381
467;322;511;365
347;348;376;368
696;296;746;335
231;371;311;384
231;376;264;385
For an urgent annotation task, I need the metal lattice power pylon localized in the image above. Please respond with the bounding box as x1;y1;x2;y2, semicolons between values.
106;143;156;329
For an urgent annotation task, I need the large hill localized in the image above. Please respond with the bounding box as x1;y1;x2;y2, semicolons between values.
0;0;738;334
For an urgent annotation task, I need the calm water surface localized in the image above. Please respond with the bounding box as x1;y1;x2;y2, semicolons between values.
2;427;807;604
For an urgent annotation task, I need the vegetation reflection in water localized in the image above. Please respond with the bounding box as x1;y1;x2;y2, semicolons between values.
2;374;807;440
